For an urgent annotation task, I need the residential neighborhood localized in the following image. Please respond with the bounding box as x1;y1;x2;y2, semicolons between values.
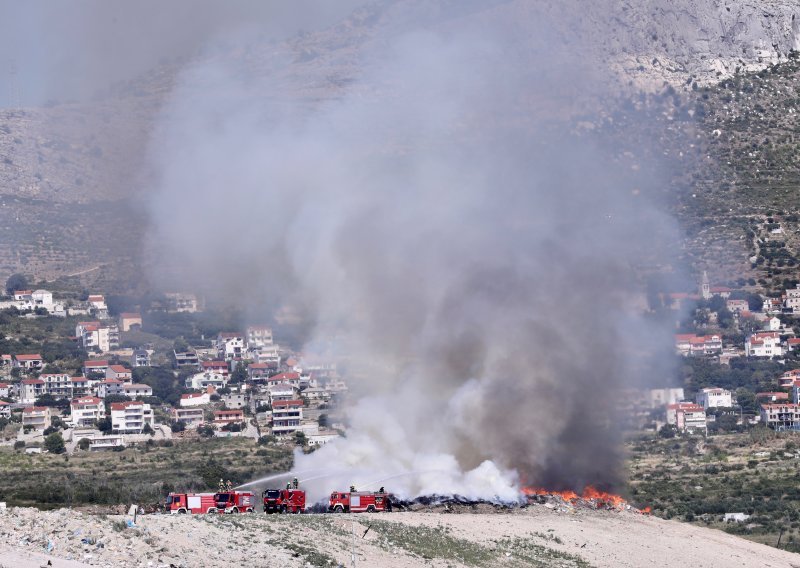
0;287;347;453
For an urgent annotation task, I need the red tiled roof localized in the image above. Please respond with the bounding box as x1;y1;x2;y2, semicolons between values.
84;360;109;367
15;354;42;361
201;361;228;368
109;401;143;410
21;379;43;385
214;410;243;417
88;295;105;301
270;372;300;381
273;399;303;408
72;396;102;406
22;406;48;413
119;312;141;319
249;363;269;369
108;365;130;373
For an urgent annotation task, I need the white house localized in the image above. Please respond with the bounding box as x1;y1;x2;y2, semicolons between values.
122;383;153;398
97;379;125;398
246;326;273;351
185;371;227;390
745;332;784;358
110;401;154;434
173;407;205;426
70;396;105;427
695;388;733;410
106;365;133;383
22;406;51;431
13;354;43;370
271;399;303;435
19;379;45;404
180;392;210;407
76;322;119;353
216;333;245;361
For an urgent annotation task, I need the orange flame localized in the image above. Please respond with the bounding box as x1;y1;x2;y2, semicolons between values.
521;485;645;512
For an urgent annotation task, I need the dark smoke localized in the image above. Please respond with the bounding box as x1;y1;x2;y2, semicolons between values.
143;1;685;500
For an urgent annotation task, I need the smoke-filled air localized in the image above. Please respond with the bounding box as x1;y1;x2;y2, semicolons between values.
145;1;684;504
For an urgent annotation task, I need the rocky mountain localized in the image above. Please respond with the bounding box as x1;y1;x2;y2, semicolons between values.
0;0;798;289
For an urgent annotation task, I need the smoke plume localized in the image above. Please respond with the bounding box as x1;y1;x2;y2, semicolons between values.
145;1;683;501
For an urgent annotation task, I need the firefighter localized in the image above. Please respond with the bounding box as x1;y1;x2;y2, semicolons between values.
292;477;299;489
350;485;356;493
286;482;291;490
218;479;225;491
379;486;385;494
226;480;233;491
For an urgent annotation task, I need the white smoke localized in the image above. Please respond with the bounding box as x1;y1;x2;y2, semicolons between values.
145;1;685;500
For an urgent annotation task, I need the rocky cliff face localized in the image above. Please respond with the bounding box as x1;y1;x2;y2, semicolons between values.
0;0;796;284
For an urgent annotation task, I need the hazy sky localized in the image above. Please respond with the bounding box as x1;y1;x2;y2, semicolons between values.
0;0;363;108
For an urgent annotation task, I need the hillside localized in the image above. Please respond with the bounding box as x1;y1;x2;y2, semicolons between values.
0;0;799;287
2;505;798;568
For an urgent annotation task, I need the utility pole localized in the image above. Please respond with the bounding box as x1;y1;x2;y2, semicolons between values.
351;518;356;567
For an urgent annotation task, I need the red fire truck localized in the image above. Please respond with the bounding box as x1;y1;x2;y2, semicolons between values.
329;490;393;513
166;492;217;514
262;488;306;514
212;491;256;513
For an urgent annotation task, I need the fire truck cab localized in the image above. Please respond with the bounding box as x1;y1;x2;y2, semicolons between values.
212;491;256;513
263;488;306;514
329;491;393;513
166;492;216;514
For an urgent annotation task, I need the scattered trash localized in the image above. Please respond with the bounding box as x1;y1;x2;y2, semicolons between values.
126;520;137;528
45;538;54;552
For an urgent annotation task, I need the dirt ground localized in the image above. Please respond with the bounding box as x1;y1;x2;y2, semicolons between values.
0;504;798;568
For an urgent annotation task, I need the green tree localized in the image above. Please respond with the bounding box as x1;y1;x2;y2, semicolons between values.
294;431;307;446
96;417;112;433
77;438;91;451
748;293;764;312
5;273;28;296
229;364;248;384
142;423;155;436
44;432;65;454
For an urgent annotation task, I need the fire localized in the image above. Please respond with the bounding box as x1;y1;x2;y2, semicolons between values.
521;485;647;513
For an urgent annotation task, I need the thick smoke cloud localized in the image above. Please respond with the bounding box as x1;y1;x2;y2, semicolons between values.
145;2;682;500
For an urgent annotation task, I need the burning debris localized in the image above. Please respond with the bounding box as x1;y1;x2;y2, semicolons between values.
522;487;651;514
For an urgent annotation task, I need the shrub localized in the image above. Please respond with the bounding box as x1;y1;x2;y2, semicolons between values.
44;432;65;454
13;441;25;450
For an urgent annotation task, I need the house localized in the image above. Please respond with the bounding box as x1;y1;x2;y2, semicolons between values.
70;377;91;398
255;345;281;366
22;406;51;431
791;382;800;405
247;362;272;380
172;407;205;426
726;299;749;313
266;372;302;388
787;339;800;352
164;292;199;313
70;396;105;427
760;403;800;431
0;382;9;398
173;350;200;368
97;379;125;398
87;294;108;318
180;392;210;407
83;359;109;377
185;371;227;390
131;349;151;367
222;393;247;409
757;392;789;403
0;401;10;419
764;297;783;314
88;436;126;450
19;379;45;404
268;384;298;404
213;409;244;427
109;400;154;434
122;383;153;398
118;312;142;332
76;321;119;353
0;354;10;366
745;332;785;358
40;373;72;398
271;399;304;435
13;290;32;302
308;433;340;446
674;334;722;356
216;333;244;361
13;354;43;370
106;365;133;383
779;369;800;388
785;284;800;314
666;402;707;431
648;388;685;409
675;404;707;434
246;326;273;350
695;388;733;410
200;360;230;377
